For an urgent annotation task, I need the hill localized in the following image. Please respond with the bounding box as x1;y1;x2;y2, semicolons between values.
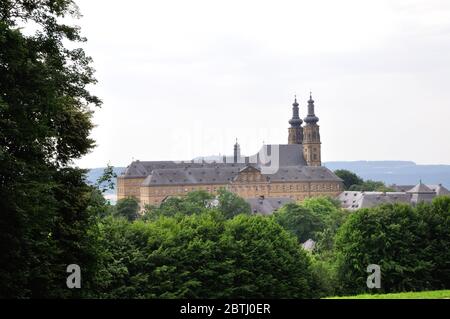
324;161;450;188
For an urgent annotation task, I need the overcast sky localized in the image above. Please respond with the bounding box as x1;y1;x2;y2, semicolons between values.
73;0;450;168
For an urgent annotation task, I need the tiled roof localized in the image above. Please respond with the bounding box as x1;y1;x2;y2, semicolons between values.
246;197;294;215
338;191;411;210
407;182;435;194
122;144;342;186
426;184;450;196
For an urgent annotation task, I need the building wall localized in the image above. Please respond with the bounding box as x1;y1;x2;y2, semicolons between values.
303;124;321;166
117;176;146;200
139;183;228;207
135;180;343;208
288;127;303;144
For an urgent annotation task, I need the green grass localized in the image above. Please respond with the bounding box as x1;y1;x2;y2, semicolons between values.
326;290;450;299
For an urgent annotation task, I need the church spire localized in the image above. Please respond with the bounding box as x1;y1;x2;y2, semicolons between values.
304;92;319;124
288;95;303;144
289;95;302;127
302;92;321;166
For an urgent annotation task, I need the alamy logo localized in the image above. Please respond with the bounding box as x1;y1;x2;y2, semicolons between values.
175;145;281;174
66;264;81;289
366;264;381;289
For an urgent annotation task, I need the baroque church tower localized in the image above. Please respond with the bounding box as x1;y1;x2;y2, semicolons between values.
288;96;303;144
302;93;321;166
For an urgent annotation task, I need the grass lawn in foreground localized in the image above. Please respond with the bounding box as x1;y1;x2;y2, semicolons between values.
326;290;450;299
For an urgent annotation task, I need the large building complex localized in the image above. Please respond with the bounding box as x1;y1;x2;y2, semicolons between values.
117;94;344;207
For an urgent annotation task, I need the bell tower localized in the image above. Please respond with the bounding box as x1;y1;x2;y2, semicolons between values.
288;96;303;144
303;92;321;166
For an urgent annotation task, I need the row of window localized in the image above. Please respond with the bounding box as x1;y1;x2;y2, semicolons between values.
141;183;340;196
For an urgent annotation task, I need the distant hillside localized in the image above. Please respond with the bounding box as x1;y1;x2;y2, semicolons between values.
324;161;450;188
85;161;450;202
85;166;126;195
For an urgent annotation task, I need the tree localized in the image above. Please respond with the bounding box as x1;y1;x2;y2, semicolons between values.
273;203;325;242
219;215;314;298
301;196;341;223
92;212;316;298
114;197;140;221
334;170;394;192
273;197;344;244
334;169;364;190
143;190;213;220
334;202;449;295
0;1;100;297
142;189;251;221
95;164;117;194
349;180;394;192
414;196;450;289
216;188;251;219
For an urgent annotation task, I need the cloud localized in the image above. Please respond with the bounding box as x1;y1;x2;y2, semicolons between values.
72;0;450;167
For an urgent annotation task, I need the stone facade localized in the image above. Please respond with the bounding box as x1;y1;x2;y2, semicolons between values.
303;124;321;166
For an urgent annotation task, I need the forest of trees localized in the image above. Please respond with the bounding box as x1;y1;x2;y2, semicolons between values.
333;169;395;192
0;1;449;299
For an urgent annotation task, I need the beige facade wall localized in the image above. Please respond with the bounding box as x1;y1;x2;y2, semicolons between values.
136;180;343;208
303;124;321;166
117;176;146;201
288;127;303;145
139;183;228;207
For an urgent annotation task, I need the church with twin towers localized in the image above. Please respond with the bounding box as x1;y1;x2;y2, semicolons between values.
117;94;343;211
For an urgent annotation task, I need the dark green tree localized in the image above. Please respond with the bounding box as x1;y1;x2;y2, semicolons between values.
95;164;117;194
334;169;364;190
216;188;251;219
92;212;315;298
349;180;394;192
334;202;449;295
219;215;313;298
114;197;140;222
414;196;450;289
273;203;325;242
143;190;213;220
0;1;100;297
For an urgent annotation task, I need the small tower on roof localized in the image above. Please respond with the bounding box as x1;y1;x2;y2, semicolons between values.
233;138;241;163
303;92;322;166
288;95;304;144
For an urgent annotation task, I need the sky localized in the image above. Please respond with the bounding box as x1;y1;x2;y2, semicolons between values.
72;0;450;168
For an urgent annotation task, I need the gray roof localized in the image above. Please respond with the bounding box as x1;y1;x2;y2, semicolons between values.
425;184;450;196
259;144;308;167
390;185;416;192
246;197;294;216
338;191;412;210
338;183;450;210
122;160;239;178
141;165;341;186
391;183;449;196
407;182;435;194
123;144;342;186
142;166;243;186
268;166;341;183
